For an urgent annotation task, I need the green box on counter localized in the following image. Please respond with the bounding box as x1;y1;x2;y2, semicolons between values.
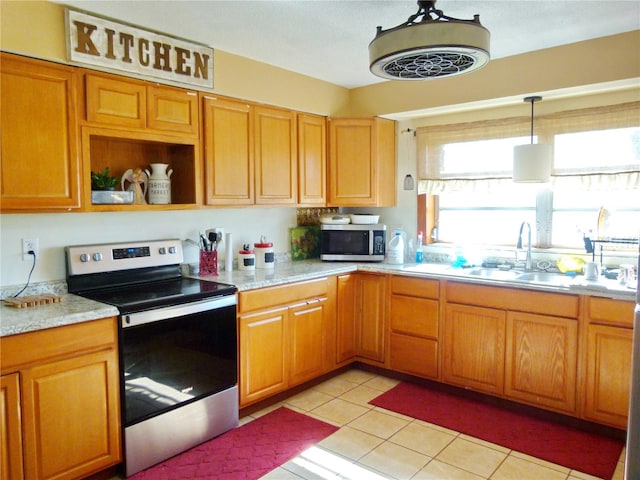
290;226;320;261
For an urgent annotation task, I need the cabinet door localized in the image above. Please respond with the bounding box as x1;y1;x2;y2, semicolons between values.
444;303;506;395
239;307;288;406
1;373;23;480
336;274;357;364
254;106;297;205
85;73;146;128
328;118;376;206
505;312;577;413
297;113;326;205
21;349;120;480
289;298;328;386
1;53;81;210
356;274;386;363
584;324;632;428
148;85;199;134
202;96;254;205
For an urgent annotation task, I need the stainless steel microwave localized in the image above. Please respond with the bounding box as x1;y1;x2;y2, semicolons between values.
320;224;386;262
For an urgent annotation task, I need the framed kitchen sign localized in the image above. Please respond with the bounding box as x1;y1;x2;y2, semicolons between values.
65;9;214;89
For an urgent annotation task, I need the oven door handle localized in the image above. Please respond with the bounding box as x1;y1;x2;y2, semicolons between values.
122;295;237;328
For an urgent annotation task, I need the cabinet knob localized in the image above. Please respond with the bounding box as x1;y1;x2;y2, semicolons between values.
80;253;90;263
92;252;103;262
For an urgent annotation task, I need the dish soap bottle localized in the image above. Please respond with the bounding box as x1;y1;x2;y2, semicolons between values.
415;231;423;263
388;232;404;265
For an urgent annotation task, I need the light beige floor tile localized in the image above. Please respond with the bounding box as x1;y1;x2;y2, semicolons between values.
250;401;285;418
238;415;255;426
491;455;568;480
311;397;369;426
259;466;305;479
436;437;507;478
509;450;570;474
413;459;485;480
362;375;400;392
313;376;360;397
371;406;415;422
339;384;383;407
348;409;410;439
285;388;334;411
280;458;341;479
458;433;511;455
568;473;605;480
296;445;388;479
612;460;626;480
389;421;456;457
337;369;377;385
318;426;384;461
413;418;460;436
358;442;429;480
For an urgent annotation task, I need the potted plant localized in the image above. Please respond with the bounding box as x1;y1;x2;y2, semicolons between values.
91;167;119;191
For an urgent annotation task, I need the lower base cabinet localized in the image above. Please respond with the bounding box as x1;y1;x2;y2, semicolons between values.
1;317;121;480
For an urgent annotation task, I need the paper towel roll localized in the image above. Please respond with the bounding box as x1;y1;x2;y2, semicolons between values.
225;233;233;271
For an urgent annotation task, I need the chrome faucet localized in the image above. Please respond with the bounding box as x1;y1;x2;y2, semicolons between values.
517;222;532;271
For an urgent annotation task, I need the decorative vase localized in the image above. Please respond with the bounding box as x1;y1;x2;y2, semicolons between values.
145;163;173;204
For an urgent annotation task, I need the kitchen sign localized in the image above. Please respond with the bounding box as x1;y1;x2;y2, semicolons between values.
65;9;214;89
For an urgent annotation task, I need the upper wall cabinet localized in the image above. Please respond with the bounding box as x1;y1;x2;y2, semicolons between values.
297;113;326;206
327;117;396;207
1;53;82;212
81;70;199;135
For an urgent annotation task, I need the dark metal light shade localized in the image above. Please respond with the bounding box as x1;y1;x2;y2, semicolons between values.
369;1;490;80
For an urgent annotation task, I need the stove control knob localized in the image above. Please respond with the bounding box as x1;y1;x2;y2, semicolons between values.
80;253;90;263
92;253;103;262
169;246;176;254
159;247;167;255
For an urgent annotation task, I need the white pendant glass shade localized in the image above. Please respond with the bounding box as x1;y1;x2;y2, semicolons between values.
513;143;552;183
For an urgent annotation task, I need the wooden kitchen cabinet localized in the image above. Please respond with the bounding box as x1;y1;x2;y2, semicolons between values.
354;273;387;364
82;71;199;135
336;273;358;364
583;297;634;428
238;277;332;407
1;373;23;480
254;105;297;205
444;303;506;395
327;117;396;207
0;317;121;480
297;113;326;206
389;276;440;379
505;312;577;413
1;53;81;211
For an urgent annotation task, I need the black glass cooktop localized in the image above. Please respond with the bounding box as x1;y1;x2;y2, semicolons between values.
78;277;237;314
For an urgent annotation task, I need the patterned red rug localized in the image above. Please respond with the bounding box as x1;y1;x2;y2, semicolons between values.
370;382;624;480
130;407;338;480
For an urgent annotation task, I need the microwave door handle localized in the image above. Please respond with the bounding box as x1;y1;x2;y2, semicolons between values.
369;231;374;255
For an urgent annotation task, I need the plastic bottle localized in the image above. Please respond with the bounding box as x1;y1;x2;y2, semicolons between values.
387;232;404;265
415;231;424;263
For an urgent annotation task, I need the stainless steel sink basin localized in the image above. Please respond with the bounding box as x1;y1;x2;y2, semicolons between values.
463;268;520;280
515;272;573;285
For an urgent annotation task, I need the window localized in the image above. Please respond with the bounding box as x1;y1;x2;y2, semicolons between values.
417;102;640;250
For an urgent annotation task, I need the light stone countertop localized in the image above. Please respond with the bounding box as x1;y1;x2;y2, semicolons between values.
1;259;634;338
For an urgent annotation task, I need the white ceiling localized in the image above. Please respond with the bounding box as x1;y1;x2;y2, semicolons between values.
53;0;640;89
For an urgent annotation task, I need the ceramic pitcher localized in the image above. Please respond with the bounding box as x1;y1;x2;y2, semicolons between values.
145;163;173;204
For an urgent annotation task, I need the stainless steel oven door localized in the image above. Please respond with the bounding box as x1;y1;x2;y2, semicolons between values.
120;295;238;476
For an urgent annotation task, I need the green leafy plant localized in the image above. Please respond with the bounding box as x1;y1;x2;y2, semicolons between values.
91;167;119;190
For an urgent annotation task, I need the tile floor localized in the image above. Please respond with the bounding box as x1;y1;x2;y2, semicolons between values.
244;368;627;480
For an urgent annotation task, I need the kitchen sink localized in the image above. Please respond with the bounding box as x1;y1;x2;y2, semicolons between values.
463;268;520;280
515;272;573;285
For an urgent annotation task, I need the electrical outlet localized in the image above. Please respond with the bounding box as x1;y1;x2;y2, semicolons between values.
22;238;39;261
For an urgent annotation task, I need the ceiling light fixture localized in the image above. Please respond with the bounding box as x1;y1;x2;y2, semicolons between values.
513;96;552;183
369;0;490;81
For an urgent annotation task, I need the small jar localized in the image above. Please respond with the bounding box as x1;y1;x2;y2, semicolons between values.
254;239;275;269
238;245;256;271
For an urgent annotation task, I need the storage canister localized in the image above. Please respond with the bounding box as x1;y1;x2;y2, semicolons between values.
238;244;256;271
254;237;275;269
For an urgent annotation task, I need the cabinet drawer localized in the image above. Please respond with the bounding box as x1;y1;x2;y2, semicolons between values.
85;74;146;128
390;333;438;379
391;276;439;299
390;295;438;339
239;277;329;313
1;317;117;373
587;297;634;328
445;282;579;318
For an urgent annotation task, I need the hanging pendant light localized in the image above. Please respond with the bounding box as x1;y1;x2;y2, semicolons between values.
513;96;552;183
369;0;490;81
401;128;415;190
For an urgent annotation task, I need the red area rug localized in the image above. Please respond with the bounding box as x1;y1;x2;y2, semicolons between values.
370;382;624;480
130;407;338;480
